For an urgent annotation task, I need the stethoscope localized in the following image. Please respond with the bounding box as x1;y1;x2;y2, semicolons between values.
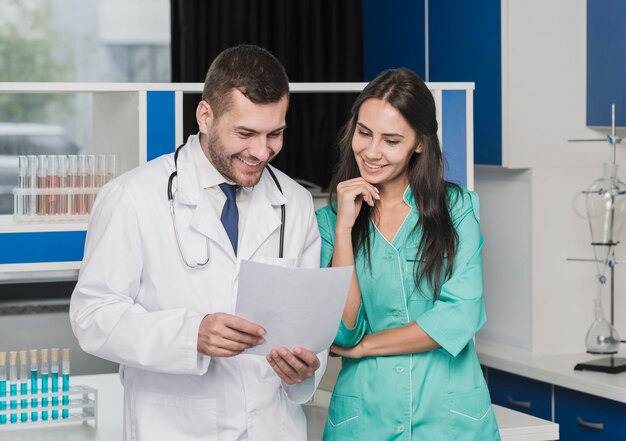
167;143;286;268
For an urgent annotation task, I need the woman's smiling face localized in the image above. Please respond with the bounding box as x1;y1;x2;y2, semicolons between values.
351;98;422;186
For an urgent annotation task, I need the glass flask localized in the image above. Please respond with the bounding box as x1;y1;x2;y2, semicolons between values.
585;163;626;248
583;163;626;355
586;296;621;354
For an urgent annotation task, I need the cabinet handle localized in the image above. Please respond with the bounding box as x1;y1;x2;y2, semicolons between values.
576;416;604;430
506;396;531;409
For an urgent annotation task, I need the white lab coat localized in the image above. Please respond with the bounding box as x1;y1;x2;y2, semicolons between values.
70;135;327;441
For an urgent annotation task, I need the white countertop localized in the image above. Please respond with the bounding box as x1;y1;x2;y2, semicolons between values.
0;373;558;440
476;338;626;404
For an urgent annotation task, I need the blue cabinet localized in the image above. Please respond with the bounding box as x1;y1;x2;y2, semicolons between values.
587;0;626;127
487;368;552;421
362;0;502;166
362;0;426;81
429;0;502;166
555;386;626;440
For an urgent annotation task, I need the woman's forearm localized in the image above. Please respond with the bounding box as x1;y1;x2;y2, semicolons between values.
361;322;440;356
332;227;362;328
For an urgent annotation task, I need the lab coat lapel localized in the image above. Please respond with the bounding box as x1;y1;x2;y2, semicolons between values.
175;140;235;259
238;167;286;261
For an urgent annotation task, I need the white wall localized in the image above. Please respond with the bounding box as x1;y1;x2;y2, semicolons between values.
480;0;626;355
475;167;531;349
0;312;118;375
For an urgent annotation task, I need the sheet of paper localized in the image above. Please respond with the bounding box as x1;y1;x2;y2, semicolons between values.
235;260;353;355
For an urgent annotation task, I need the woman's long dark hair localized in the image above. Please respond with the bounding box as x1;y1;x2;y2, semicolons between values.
329;68;459;300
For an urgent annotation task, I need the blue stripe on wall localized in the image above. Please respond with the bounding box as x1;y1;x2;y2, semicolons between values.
442;90;467;187
147;91;176;161
429;0;501;166
362;0;426;81
0;231;86;264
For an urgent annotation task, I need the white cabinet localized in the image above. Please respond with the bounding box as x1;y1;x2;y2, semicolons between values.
0;82;475;276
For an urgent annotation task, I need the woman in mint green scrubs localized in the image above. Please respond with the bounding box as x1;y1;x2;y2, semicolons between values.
316;68;500;441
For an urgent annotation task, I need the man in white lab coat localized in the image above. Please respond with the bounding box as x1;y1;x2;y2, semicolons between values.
70;45;327;441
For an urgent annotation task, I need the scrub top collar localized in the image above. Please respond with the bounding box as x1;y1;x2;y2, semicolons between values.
402;185;416;209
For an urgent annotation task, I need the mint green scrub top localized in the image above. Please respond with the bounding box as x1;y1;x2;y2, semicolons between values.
316;187;500;441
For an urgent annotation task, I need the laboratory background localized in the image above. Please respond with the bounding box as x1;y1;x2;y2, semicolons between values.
0;0;625;439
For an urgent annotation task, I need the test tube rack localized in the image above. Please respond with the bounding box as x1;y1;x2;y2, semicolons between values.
0;385;97;431
13;187;100;222
12;154;116;223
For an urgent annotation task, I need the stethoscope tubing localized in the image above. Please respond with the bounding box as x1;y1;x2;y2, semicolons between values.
167;143;285;268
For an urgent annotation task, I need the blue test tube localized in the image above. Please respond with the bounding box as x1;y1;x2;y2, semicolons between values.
62;349;70;419
0;352;6;424
19;351;27;422
51;348;58;420
9;352;17;424
29;350;38;422
40;349;49;421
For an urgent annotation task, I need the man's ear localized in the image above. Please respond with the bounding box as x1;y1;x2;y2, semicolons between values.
196;100;214;133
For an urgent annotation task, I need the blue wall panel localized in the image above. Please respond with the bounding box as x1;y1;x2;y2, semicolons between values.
587;0;626;127
147;91;176;161
362;0;426;81
442;90;467;187
429;0;501;165
0;231;86;264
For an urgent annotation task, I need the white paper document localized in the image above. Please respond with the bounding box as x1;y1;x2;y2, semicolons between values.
236;260;353;355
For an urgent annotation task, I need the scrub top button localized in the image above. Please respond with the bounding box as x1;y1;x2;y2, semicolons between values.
392;310;401;318
396;425;405;432
395;366;404;373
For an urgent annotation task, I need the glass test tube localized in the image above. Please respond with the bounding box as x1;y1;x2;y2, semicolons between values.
67;156;78;215
40;349;48;421
0;352;6;425
29;350;38;422
51;348;58;420
17;156;27;216
9;352;17;424
106;154;116;183
62;349;70;419
96;154;106;188
77;155;87;215
86;155;96;213
46;156;58;216
27;156;37;216
57;156;68;216
37;156;47;216
19;351;27;422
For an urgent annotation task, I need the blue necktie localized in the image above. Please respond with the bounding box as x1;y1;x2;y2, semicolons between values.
219;183;239;254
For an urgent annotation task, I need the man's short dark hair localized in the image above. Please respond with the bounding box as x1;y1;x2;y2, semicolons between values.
202;44;290;118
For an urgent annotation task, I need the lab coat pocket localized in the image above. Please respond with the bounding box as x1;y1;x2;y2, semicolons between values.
446;385;499;440
131;390;217;441
324;393;361;440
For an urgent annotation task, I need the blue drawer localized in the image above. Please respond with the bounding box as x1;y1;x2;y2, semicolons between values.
555;386;626;440
487;368;552;420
